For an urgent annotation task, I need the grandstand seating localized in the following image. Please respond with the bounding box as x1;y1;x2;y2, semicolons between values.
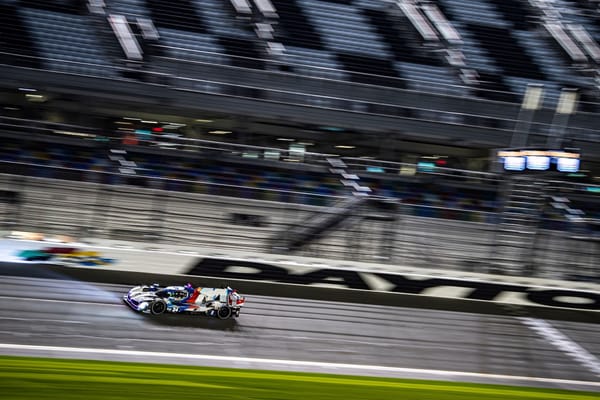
2;1;600;277
21;7;117;77
19;0;86;15
0;3;41;68
0;131;502;215
0;0;597;102
146;0;207;33
271;0;325;50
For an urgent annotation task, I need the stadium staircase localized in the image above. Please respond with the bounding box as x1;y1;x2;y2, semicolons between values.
490;175;547;275
270;194;367;253
269;155;400;257
270;157;370;253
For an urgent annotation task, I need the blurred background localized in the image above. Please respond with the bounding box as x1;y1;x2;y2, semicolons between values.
1;1;600;396
1;0;600;281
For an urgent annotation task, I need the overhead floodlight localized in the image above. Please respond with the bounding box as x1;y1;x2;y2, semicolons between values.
556;88;578;115
521;84;544;110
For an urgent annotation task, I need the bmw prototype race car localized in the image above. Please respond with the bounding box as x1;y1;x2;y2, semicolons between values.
123;283;245;319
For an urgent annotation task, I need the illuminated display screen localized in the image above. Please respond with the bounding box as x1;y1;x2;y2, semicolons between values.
498;149;580;173
503;156;526;171
526;155;550;170
557;157;580;172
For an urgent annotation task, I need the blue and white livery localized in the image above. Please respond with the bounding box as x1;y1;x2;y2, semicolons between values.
123;283;245;319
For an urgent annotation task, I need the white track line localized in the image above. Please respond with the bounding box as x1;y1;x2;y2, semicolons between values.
0;343;599;388
520;317;600;377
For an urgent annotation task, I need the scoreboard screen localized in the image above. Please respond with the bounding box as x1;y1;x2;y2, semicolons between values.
556;157;580;172
497;149;580;173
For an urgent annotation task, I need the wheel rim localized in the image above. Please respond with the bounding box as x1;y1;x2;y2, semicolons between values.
152;301;166;314
217;306;231;319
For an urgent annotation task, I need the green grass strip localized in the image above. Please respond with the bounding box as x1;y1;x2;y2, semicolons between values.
0;355;597;400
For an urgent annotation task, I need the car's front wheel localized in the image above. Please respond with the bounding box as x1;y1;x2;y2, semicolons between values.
150;300;167;315
217;306;232;319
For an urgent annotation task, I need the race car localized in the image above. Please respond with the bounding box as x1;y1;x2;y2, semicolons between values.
17;247;114;265
123;283;245;319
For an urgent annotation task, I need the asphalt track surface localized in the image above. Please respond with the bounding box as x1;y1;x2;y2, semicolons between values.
0;266;598;392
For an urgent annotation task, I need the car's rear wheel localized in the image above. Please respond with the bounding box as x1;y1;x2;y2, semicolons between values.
150;300;167;315
217;306;232;319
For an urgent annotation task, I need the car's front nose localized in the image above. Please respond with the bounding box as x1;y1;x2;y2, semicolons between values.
123;291;141;310
124;289;155;312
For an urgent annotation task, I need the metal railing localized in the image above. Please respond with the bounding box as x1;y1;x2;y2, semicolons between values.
0;164;598;282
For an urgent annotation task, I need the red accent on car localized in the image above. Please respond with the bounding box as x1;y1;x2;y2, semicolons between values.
187;288;200;303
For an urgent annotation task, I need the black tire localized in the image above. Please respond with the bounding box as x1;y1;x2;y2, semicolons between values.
150;300;167;315
217;306;232;319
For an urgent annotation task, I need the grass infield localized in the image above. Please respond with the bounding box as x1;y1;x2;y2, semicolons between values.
0;355;597;400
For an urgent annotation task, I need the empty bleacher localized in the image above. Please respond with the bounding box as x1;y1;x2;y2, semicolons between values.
449;20;500;74
201;0;253;39
0;3;41;68
271;0;324;49
19;0;87;15
145;0;207;33
108;0;151;18
1;0;599;103
438;0;598;101
301;0;391;58
486;0;534;30
20;7;117;77
467;23;547;80
442;0;510;29
399;62;467;96
472;71;518;103
218;36;265;69
336;53;402;87
282;46;348;80
154;28;225;65
362;7;442;66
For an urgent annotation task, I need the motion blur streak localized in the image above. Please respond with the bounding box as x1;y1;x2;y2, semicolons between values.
1;342;600;389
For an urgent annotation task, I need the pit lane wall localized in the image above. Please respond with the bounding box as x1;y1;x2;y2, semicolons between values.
2;238;599;312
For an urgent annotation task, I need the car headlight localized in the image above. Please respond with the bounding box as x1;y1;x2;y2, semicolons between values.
138;302;148;310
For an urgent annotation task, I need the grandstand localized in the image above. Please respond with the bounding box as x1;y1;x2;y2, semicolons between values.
1;0;600;160
0;0;600;281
